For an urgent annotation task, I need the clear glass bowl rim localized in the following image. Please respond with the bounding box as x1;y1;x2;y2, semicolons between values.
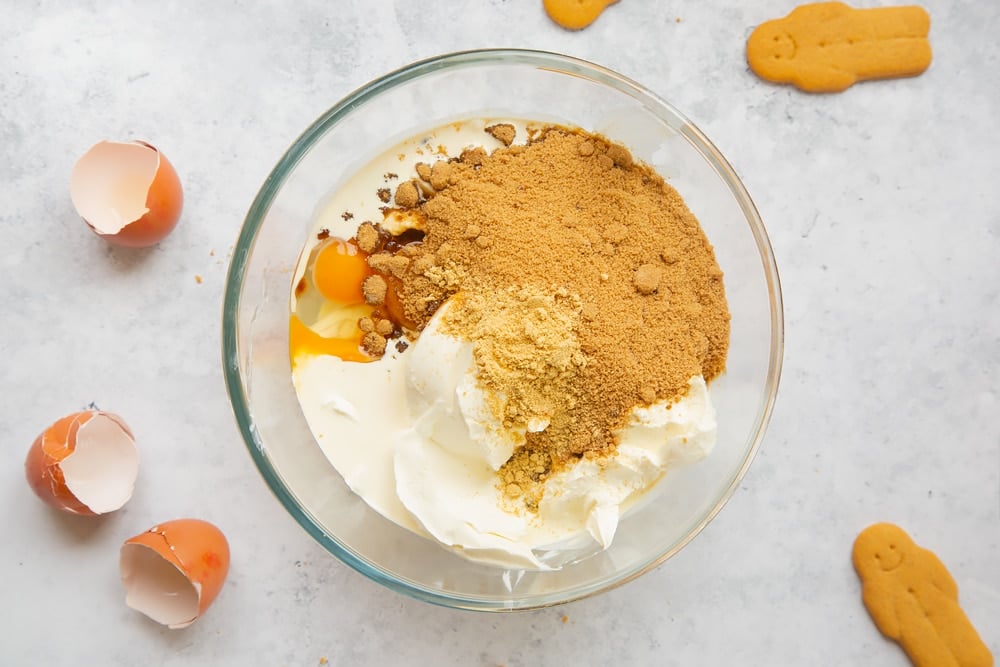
222;48;784;611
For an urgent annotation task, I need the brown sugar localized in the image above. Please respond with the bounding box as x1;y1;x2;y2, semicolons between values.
485;123;516;146
394;180;420;208
356;222;380;253
460;146;488;166
633;264;661;295
362;275;387;305
362;331;387;356
359;126;729;505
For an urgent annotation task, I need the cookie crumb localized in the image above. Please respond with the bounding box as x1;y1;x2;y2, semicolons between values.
362;275;387;305
395;339;409;353
485;123;516;146
317;228;330;240
634;264;661;295
319;658;328;665
194;274;203;284
395;180;420;208
341;211;354;221
376;187;391;203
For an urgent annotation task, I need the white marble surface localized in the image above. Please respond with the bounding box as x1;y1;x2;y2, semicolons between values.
2;1;997;665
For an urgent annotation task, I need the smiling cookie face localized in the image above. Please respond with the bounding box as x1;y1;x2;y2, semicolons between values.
747;22;798;73
852;522;915;578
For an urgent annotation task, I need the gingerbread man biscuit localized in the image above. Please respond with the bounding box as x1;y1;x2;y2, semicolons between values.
852;523;993;667
543;0;618;31
747;2;932;92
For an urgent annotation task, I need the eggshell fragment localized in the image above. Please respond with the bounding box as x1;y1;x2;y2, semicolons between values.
70;140;183;247
24;410;138;515
120;519;230;629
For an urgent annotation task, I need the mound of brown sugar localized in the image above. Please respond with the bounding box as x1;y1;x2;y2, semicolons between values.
368;126;730;505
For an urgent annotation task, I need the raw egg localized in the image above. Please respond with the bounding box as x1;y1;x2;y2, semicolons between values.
70;140;183;247
289;235;380;365
311;237;371;305
120;519;230;629
24;410;138;515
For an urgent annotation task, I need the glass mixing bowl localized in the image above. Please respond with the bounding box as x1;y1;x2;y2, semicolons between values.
223;49;783;611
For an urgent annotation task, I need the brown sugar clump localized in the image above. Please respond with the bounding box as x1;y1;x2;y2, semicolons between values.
374;318;394;336
415;162;432;181
485;123;516;146
358;317;375;333
362;331;387;356
634;264;661;294
362;275;387;305
460;147;488;166
356;222;379;254
606;144;633;168
394;180;420;208
428;161;455;191
368;253;410;278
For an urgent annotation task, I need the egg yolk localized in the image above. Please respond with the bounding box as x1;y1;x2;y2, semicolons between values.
289;314;373;365
311;238;371;305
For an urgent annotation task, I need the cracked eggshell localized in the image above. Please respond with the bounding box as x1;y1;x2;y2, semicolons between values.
120;519;230;629
24;410;139;515
70;140;183;247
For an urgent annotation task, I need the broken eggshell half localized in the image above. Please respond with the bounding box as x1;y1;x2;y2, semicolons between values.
24;410;139;515
70;140;183;247
120;519;230;629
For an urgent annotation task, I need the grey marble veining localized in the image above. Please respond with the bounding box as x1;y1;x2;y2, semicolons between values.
1;1;997;665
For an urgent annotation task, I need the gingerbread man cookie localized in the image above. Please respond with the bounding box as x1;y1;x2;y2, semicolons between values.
747;2;932;92
543;0;618;31
852;523;993;667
